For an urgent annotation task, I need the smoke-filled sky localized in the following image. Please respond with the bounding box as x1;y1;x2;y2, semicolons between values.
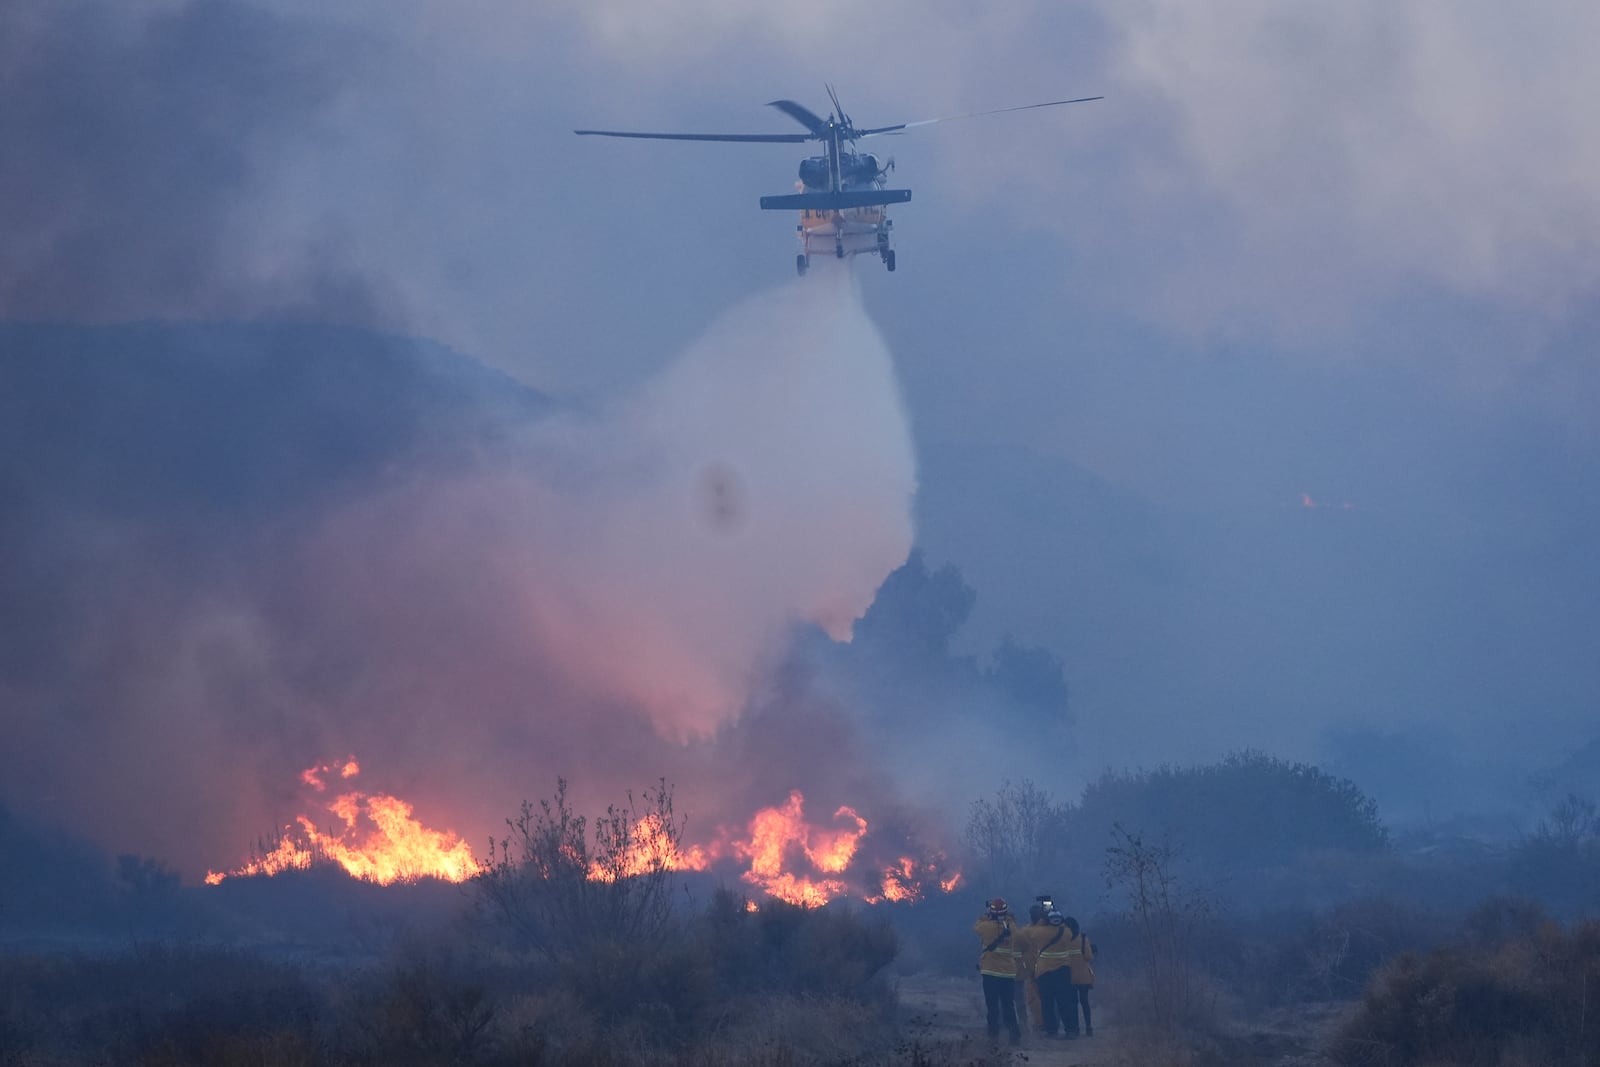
4;0;1600;871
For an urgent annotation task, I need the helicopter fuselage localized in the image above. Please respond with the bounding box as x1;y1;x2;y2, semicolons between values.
789;150;898;270
797;151;885;189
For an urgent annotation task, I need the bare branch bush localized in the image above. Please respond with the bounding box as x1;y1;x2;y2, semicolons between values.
1512;792;1600;916
1104;822;1216;1035
962;778;1069;892
476;777;684;968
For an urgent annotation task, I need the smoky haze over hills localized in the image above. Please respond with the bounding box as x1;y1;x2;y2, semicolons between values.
5;313;1596;887
3;0;1600;886
3;299;1065;880
909;359;1600;815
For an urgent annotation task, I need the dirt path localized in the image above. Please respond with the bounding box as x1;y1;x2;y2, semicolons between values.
894;975;1351;1066
896;974;1127;1066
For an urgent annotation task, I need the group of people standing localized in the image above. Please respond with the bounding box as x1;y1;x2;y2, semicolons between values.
973;896;1095;1044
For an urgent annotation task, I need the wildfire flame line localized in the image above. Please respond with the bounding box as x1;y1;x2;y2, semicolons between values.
208;763;960;906
205;761;479;886
598;788;961;908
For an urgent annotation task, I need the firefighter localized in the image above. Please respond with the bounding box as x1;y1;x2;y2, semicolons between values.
1062;915;1096;1037
973;897;1024;1044
1018;906;1078;1037
1019;902;1047;1030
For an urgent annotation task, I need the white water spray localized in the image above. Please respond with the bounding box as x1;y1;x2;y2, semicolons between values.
517;264;918;736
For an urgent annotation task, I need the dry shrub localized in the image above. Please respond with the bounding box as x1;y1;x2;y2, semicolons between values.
478;778;683;965
479;890;900;1062
1104;824;1219;1034
1332;917;1600;1066
703;993;894;1063
723;897;899;997
1095;1030;1218;1067
500;990;896;1066
338;949;496;1066
137;1028;322;1067
1301;897;1440;1002
0;944;326;1065
498;986;603;1062
1215;896;1445;1009
1093;958;1231;1043
1457;896;1549;947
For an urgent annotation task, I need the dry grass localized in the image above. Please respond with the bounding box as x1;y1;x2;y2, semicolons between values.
0;914;905;1066
1330;917;1600;1067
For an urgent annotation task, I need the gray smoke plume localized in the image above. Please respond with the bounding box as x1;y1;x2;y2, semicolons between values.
0;0;386;325
0;268;918;877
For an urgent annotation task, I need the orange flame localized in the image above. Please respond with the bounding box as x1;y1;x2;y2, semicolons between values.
877;858;921;903
588;812;712;882
206;761;479;885
208;767;961;908
864;853;964;905
722;790;879;907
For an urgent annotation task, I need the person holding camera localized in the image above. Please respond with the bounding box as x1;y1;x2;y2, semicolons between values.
972;897;1025;1044
1019;902;1048;1031
1018;904;1079;1037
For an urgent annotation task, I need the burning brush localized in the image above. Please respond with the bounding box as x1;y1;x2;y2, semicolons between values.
207;760;960;907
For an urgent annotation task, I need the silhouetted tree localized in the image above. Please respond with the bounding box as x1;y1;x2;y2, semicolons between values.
115;854;179;898
850;549;975;663
1510;792;1600;916
964;779;1071;893
815;553;1073;746
1073;750;1389;873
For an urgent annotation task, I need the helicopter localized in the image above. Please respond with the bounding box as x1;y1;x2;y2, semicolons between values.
576;85;1101;275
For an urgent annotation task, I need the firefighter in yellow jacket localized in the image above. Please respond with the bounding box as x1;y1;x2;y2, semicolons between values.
1018;903;1047;1030
1062;915;1095;1037
973;897;1024;1044
1017;906;1079;1037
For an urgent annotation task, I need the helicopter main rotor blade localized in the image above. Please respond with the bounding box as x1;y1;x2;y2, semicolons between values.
856;96;1104;137
825;84;846;126
574;128;811;143
766;100;828;137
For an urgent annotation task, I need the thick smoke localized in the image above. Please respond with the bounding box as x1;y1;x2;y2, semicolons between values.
0;0;1073;883
0;0;386;325
0;267;921;876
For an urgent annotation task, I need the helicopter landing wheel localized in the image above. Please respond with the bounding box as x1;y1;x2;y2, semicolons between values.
796;254;808;277
885;250;896;272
